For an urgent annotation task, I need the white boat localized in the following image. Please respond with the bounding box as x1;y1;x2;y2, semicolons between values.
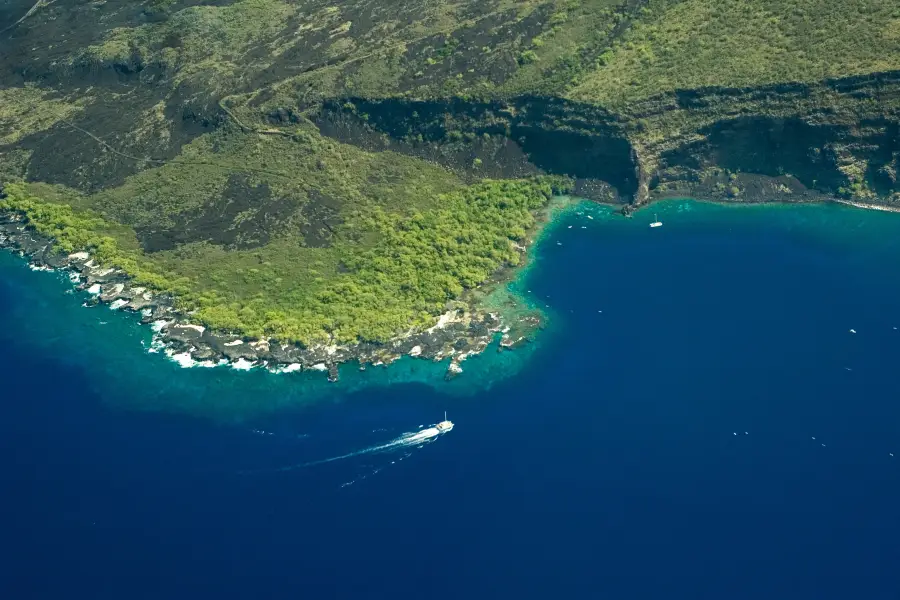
436;411;454;433
649;214;663;228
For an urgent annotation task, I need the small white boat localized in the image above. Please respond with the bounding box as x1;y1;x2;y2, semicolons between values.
649;214;663;228
436;411;454;433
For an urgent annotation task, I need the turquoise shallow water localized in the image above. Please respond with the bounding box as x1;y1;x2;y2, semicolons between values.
3;199;900;598
4;198;895;420
0;252;544;420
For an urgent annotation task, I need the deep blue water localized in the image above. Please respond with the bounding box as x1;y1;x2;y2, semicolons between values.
2;200;899;598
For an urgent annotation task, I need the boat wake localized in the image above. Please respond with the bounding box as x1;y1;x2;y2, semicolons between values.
239;420;453;485
297;426;445;469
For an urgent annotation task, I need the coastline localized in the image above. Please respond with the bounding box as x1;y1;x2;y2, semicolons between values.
3;192;897;383
0;203;562;380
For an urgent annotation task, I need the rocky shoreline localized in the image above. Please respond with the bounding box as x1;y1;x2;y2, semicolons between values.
0;212;531;381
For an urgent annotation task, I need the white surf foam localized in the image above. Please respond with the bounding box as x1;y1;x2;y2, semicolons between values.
150;320;170;333
168;351;197;368
268;363;303;374
231;358;255;371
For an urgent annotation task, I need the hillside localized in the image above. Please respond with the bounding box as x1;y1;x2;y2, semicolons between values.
1;0;899;361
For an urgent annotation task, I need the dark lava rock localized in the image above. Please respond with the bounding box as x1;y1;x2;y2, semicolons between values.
222;344;258;361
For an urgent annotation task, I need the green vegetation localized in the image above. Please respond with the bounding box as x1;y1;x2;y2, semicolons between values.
0;86;86;145
2;176;566;345
569;0;900;105
78;0;302;91
87;122;465;231
0;182;179;291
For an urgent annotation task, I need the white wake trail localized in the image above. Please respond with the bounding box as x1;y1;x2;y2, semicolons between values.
242;425;446;475
298;426;442;468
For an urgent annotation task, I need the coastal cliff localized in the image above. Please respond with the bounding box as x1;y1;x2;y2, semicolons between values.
307;70;900;211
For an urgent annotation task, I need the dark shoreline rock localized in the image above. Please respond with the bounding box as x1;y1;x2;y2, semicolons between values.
309;70;900;212
0;212;516;379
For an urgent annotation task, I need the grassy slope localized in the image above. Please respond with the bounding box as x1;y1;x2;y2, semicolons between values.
3;171;564;344
569;0;900;105
1;0;897;346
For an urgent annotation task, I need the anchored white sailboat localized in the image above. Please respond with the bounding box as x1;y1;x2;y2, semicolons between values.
649;214;663;228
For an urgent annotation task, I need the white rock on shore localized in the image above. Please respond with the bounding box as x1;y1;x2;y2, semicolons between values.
150;320;171;333
427;310;462;333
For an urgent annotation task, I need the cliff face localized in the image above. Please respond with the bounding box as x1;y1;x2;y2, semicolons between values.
6;0;898;211
635;70;900;207
309;70;900;210
312;96;639;202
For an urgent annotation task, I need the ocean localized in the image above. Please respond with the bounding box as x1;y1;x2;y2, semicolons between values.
1;199;899;599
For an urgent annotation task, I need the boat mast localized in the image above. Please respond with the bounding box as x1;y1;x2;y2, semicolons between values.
444;410;447;422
